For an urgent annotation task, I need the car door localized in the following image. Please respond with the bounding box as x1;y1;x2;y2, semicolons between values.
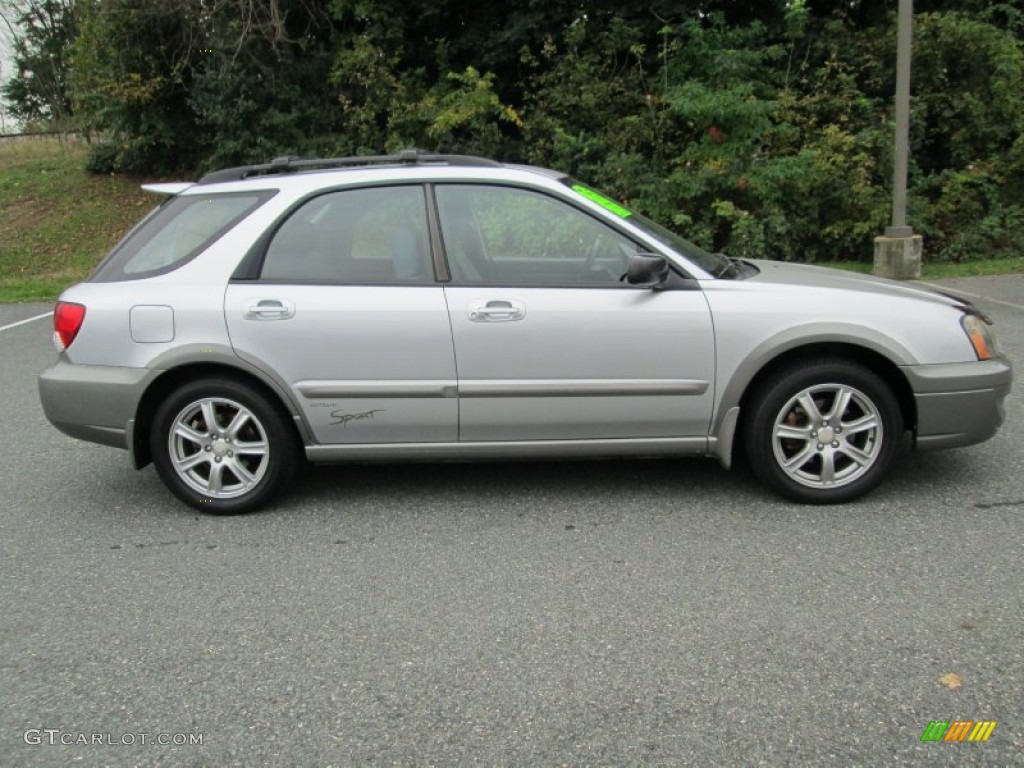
225;184;458;444
434;183;716;442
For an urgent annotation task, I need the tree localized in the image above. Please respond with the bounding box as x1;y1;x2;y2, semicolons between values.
72;0;346;171
55;0;1024;262
0;0;75;128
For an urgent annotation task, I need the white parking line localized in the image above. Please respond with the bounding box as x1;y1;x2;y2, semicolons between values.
916;281;1024;312
0;311;52;333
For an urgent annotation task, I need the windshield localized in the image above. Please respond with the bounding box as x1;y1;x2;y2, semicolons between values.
562;178;730;276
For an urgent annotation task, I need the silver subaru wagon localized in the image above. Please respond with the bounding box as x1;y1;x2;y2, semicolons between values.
38;151;1012;513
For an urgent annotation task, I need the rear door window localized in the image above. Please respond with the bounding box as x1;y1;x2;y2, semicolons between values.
259;185;433;284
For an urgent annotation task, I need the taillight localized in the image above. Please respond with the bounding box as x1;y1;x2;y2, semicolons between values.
53;301;86;351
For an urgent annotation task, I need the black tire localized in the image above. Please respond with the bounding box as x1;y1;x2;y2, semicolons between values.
743;358;903;504
150;377;299;514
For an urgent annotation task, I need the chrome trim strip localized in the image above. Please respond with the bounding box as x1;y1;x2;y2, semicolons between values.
297;379;709;399
297;380;458;399
306;437;709;462
458;379;710;397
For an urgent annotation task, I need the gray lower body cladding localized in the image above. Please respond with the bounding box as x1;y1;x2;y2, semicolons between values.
38;360;156;449
903;358;1012;449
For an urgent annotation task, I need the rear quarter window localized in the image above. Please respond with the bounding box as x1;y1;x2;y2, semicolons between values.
91;191;274;282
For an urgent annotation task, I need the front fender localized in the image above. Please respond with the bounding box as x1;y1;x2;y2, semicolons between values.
711;323;916;434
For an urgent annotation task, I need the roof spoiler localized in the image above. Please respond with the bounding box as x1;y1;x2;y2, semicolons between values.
141;182;194;196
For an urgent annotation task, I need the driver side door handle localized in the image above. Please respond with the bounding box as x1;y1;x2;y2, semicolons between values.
468;299;526;322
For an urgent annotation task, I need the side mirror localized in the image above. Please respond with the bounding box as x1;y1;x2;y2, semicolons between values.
624;253;669;288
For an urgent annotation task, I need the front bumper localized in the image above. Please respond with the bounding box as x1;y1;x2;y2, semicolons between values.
902;357;1013;450
38;359;158;450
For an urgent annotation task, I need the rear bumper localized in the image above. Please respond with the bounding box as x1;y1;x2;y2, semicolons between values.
38;359;157;450
902;358;1013;450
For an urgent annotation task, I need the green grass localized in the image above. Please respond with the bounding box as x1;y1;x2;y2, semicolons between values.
916;255;1024;278
1;139;1023;302
828;256;1024;279
0;139;155;302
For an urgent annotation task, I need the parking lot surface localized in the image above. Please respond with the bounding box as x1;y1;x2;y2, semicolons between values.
1;276;1021;765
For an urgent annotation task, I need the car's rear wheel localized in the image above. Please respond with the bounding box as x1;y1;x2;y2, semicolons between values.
151;378;298;514
744;359;903;504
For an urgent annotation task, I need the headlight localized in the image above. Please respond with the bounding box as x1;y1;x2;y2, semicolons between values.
961;312;998;360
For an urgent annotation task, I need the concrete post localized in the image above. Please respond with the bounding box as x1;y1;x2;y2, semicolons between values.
873;233;923;279
874;0;922;279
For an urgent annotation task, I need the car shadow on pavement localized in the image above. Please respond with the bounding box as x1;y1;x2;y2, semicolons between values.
292;456;754;507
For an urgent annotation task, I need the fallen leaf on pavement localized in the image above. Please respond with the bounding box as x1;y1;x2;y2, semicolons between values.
938;673;963;691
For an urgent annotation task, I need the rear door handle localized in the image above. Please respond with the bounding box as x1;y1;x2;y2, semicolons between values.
468;299;526;322
245;299;295;320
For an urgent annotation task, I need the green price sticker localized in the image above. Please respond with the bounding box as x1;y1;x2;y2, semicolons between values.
571;185;632;219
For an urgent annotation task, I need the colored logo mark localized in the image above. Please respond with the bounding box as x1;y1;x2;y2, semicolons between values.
570;185;633;219
921;720;997;742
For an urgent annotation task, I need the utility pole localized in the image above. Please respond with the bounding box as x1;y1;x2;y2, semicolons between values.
874;0;922;279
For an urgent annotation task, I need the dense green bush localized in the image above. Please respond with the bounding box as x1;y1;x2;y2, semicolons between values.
9;0;1021;263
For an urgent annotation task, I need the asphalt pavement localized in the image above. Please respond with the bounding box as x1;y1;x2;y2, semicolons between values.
1;276;1021;766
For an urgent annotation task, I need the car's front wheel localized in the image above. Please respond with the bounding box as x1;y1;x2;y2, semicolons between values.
744;359;903;504
151;378;298;514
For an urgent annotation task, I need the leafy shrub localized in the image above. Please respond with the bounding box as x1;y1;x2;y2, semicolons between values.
51;1;1024;263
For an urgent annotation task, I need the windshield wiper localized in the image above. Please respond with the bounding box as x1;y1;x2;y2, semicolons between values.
714;254;740;279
